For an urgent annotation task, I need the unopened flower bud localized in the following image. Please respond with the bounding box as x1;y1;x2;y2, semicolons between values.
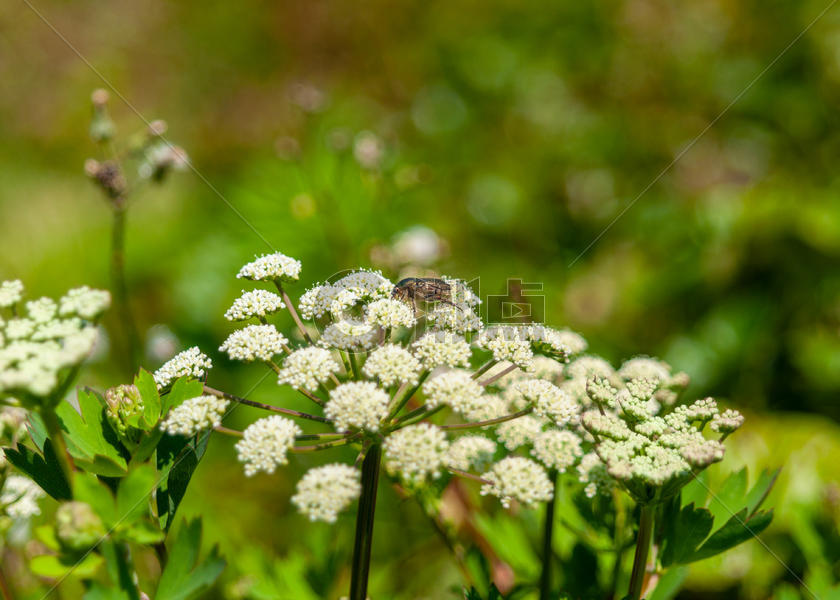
55;501;105;553
91;89;109;107
105;384;144;444
148;119;167;137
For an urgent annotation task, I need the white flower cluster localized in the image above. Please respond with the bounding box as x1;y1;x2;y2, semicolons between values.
422;370;484;414
365;298;416;329
1;474;45;519
426;303;483;334
291;464;361;523
411;331;471;369
481;456;554;508
58;286;111;320
446;435;497;472
237;252;302;282
384;423;449;485
474;326;534;369
496;415;543;450
161;395;229;436
224;289;285;321
532;430;583;473
235;416;301;476
299;270;393;321
153;346;212;389
325;382;389;432
516;379;578;425
219;324;287;362
0;281;105;399
362;344;421;387
277;347;340;392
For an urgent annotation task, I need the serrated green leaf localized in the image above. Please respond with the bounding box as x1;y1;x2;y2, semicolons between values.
25;412;48;452
30;553;104;579
73;473;117;526
136;369;162;428
116;464;157;526
156;432;209;532
690;508;774;562
161;378;203;416
660;503;714;567
3;440;71;500
707;467;748;527
744;468;780;518
156;519;226;600
123;519;166;545
680;470;709;509
84;583;134;600
56;392;128;475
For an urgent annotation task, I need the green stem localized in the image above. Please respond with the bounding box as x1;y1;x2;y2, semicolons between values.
40;409;74;486
114;541;140;600
627;504;654;600
389;404;444;429
203;385;331;423
274;281;313;345
348;352;362;380
386;371;429;421
610;489;627;598
540;470;559;600
349;443;382;600
111;201;140;376
471;359;498;380
439;406;534;431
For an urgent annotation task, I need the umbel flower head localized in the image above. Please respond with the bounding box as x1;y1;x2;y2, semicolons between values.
158;249;743;526
0;280;108;405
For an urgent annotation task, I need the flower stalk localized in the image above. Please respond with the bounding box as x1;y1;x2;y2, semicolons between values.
349;442;382;600
539;470;559;600
627;504;654;600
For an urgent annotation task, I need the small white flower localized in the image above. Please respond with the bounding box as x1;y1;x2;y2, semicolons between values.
318;321;379;352
679;439;725;468
224;289;285;321
475;327;534;369
577;453;613;497
220;324;287;362
423;369;484;414
496;415;543;450
235;416;301;476
582;410;633;440
25;298;57;323
0;280;24;308
384;423;449;485
412;332;471;369
333;270;393;298
462;394;508;423
363;344;421;387
516;379;578;425
237;252;302;282
277;347;340;392
365;298;417;329
618;356;671;384
711;409;744;434
325;381;389;432
527;356;564;380
481;457;553;508
1;474;45;518
5;319;35;340
291;464;361;523
153;347;213;389
527;326;587;359
31;318;84;341
427;303;483;334
446;435;497;472
161;395;228;436
532;430;583;472
298;284;339;320
58;286;111;320
565;355;615;382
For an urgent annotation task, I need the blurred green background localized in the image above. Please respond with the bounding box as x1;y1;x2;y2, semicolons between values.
2;0;840;597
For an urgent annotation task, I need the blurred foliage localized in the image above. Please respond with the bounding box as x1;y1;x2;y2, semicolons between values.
2;0;840;597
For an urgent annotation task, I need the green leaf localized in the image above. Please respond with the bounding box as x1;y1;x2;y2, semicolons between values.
34;525;61;551
156;432;210;532
690;509;774;562
680;469;709;509
101;541;140;600
84;583;134;600
707;467;748;527
56;391;128;476
25;412;48;452
73;473;117;526
3;440;71;500
123;519;166;545
116;464;157;526
161;377;203;416
660;503;714;567
647;566;688;600
156;519;226;600
744;468;780;518
136;369;162;428
130;428;164;466
30;553;104;579
473;512;540;579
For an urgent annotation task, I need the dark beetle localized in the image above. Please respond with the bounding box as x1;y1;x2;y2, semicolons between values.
391;277;457;314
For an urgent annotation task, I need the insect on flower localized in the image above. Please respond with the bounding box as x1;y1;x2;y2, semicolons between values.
391;277;459;315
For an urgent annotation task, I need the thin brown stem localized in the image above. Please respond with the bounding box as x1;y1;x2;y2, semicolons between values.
213;425;243;437
292;435;358;453
448;468;491;485
440;406;533;431
478;363;519;387
471;359;498;379
274;281;313;344
203;385;331;423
